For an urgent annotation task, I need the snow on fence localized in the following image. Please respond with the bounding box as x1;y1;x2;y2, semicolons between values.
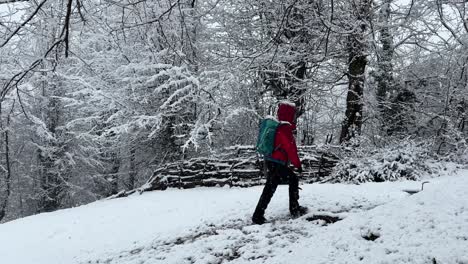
113;145;339;198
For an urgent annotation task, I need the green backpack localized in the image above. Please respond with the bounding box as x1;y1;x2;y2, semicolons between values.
256;117;280;157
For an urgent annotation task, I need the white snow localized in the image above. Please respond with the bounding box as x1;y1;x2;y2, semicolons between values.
1;168;468;264
278;100;296;107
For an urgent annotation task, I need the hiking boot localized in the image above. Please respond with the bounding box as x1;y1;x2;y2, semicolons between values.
291;206;308;218
252;214;266;225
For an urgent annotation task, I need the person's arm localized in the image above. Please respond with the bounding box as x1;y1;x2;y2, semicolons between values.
279;126;301;169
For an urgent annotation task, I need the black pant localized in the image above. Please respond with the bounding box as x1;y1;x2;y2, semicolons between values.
253;161;300;217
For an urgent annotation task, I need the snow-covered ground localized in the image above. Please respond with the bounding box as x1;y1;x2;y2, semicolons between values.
1;167;468;264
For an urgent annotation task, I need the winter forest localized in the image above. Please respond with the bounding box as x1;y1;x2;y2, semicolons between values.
0;0;467;225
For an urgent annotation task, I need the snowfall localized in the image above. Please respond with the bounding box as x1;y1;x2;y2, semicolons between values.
1;166;468;264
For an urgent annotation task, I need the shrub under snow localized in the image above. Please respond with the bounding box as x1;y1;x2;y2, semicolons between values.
327;140;438;183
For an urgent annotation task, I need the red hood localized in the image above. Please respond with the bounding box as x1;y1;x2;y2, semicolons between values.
277;102;296;128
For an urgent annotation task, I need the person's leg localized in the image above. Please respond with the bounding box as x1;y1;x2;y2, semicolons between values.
252;162;281;223
286;167;308;217
286;167;300;214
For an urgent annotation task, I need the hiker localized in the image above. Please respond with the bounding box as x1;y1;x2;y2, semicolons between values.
252;101;307;225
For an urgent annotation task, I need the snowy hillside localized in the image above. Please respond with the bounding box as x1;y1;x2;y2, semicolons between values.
1;168;468;264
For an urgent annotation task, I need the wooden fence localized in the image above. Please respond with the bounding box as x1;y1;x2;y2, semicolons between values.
113;145;340;198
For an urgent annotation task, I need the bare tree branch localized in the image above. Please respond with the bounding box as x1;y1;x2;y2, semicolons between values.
436;0;466;46
62;0;73;57
1;38;63;102
0;0;48;48
0;0;28;5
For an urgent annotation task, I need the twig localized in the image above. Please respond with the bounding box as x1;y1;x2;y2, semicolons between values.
0;0;48;48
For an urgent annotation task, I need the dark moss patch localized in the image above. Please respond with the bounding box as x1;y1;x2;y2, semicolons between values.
306;215;343;225
362;232;380;241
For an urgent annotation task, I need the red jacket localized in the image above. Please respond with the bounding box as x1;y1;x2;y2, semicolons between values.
270;103;301;169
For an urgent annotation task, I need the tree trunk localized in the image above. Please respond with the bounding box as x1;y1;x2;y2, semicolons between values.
37;79;68;213
108;152;121;196
375;0;394;113
128;147;136;190
264;3;308;118
0;108;12;221
339;0;372;143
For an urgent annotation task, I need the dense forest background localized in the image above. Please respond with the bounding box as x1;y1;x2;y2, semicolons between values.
0;0;467;222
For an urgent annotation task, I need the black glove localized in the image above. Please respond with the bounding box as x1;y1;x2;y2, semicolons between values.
297;167;303;174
